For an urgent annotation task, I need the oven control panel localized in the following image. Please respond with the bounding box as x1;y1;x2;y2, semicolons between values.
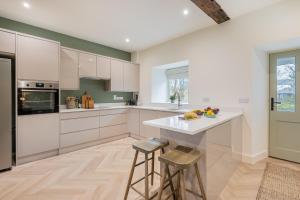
18;80;59;89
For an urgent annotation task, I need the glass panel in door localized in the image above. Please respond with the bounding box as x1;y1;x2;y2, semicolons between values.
276;57;296;112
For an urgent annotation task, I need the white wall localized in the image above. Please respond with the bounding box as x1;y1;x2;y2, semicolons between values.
138;0;300;162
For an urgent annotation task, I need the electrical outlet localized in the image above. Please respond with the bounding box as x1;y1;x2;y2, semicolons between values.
113;95;123;101
239;98;249;104
203;97;210;103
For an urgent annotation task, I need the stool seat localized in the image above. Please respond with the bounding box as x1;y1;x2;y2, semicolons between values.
159;145;202;169
124;138;175;200
157;145;207;200
133;138;169;154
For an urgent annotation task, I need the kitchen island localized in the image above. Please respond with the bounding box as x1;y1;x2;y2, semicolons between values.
144;111;243;200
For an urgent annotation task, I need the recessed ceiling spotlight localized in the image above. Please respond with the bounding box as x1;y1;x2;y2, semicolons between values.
183;9;189;16
23;2;31;9
125;38;130;43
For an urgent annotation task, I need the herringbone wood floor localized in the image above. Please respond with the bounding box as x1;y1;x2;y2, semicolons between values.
0;137;299;200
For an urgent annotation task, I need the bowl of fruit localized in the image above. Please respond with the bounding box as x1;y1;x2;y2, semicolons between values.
192;109;204;116
204;107;220;118
183;112;199;120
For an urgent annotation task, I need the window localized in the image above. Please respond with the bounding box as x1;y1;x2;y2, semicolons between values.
151;61;189;104
276;57;296;112
166;66;189;103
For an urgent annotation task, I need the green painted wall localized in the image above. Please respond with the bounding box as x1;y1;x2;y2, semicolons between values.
0;17;131;60
0;17;133;104
61;79;133;104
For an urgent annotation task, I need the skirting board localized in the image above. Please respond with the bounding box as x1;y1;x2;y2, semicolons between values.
242;151;268;164
17;149;59;165
59;133;129;154
129;133;144;140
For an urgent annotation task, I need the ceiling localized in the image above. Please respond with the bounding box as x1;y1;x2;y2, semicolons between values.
0;0;283;52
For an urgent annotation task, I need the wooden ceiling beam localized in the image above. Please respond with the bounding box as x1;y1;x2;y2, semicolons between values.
191;0;230;24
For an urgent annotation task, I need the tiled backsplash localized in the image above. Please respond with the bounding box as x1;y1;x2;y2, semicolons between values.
60;79;133;104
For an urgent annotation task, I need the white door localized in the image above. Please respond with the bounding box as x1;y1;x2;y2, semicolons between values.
270;50;300;163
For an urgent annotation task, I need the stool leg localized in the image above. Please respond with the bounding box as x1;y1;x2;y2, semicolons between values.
161;148;176;200
176;172;181;199
179;170;187;200
145;153;149;200
194;163;207;200
157;163;168;200
151;152;154;185
124;150;139;200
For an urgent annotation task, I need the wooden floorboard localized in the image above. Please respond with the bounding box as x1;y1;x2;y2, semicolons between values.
0;137;299;200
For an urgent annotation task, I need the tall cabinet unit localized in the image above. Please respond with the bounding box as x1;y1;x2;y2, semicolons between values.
17;114;60;164
60;48;79;90
17;35;60;81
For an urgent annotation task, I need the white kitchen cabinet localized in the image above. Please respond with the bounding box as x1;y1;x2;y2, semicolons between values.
128;109;140;136
79;52;97;78
100;108;128;116
60;128;99;148
139;110;161;138
100;114;127;127
100;124;128;139
17;35;59;81
17;114;59;157
139;110;178;138
124;63;139;92
97;56;111;79
60;48;79;90
109;59;124;91
0;30;15;54
61;116;100;134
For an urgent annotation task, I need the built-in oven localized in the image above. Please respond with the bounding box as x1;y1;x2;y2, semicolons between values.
18;80;59;115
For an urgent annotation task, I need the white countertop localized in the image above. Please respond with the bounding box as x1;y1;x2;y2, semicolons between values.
59;105;189;114
143;111;243;135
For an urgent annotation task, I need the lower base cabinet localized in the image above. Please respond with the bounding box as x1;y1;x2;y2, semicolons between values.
17;114;59;158
60;128;100;148
60;109;129;150
139;110;178;138
100;124;128;139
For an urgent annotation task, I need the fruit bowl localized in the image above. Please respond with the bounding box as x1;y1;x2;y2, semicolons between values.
204;107;220;118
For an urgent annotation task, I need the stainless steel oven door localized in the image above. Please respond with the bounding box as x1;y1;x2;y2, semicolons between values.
18;88;59;115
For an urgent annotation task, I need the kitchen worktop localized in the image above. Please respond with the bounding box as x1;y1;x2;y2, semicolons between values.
143;111;243;135
59;105;190;114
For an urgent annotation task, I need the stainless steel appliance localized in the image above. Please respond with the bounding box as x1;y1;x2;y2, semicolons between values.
0;57;15;171
18;80;59;115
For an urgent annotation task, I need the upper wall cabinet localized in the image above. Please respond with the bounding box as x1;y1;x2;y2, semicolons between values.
17;35;59;81
79;52;97;78
110;59;124;91
107;59;140;92
124;63;139;92
60;48;79;90
0;30;15;54
97;56;111;79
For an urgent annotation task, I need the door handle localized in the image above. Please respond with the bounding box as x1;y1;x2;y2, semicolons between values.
271;97;281;111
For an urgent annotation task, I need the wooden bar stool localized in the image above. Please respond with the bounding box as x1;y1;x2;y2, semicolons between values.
157;145;207;200
124;138;176;200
